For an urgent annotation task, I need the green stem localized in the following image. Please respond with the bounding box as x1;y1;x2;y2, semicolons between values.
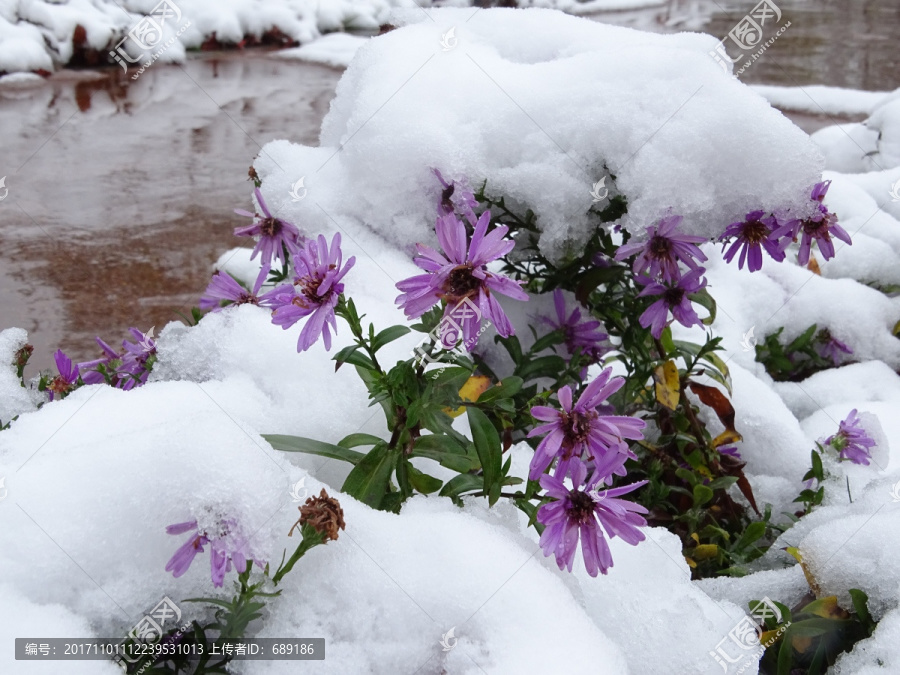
272;527;324;585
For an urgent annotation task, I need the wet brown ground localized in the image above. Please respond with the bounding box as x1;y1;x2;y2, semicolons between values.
0;51;341;372
1;1;897;374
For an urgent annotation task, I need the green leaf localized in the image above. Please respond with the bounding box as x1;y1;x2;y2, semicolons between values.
371;325;411;352
411;435;478;472
408;466;443;494
476;376;524;403
263;434;364;465
707;476;739;491
734;521;767;552
531;331;565;353
467;407;502;502
849;589;874;632
332;345;376;371
688;288;716;325
693;484;714;507
517;355;567;381
439;473;484;498
338;433;384;449
497;335;523;365
341;442;397;509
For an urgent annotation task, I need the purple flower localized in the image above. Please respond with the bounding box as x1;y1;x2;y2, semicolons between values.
234;188;303;287
269;233;355;352
528;367;646;483
540;289;608;361
825;409;876;465
636;268;707;339
614;215;708;283
719;210;790;272
395;211;528;350
200;272;263;312
165;518;260;588
537;460;648;577
77;338;122;386
782;181;852;265
815;330;852;365
47;350;79;400
718;446;742;460
118;328;156;390
433;169;478;224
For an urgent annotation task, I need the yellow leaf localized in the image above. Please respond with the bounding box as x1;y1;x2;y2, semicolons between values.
792;635;814;654
801;596;849;620
759;628;786;647
893;319;900;336
690;533;700;544
807;255;821;275
785;547;822;597
684;556;697;569
654;360;680;410
693;544;719;561
712;429;743;447
443;375;492;418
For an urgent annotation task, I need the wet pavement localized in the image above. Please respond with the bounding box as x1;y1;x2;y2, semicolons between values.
1;1;897;373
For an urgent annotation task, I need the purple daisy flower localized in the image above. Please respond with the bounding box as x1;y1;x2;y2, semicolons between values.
528;367;646;482
433;169;478;224
719;210;790;272
718;446;742;460
199;272;264;312
77;338;122;386
782;181;852;265
395;211;528;350
636;268;707;339
165;518;260;588
537;460;648;577
47;349;79;400
614;214;708;283
269;233;355;352
824;409;876;465
540;289;608;361
118;328;156;390
234;188;303;287
815;330;852;365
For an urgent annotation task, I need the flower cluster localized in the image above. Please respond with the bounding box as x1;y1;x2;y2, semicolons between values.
77;327;157;390
718;181;851;270
528;368;648;575
615;214;709;338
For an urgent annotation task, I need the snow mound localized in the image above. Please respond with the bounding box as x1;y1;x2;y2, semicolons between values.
251;7;821;263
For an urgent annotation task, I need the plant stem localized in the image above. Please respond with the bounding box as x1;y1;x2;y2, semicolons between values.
272;529;323;585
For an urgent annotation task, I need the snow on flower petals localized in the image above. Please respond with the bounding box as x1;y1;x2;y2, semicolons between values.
165;518;260;588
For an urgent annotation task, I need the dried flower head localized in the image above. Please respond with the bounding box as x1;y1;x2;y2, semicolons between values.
292;489;346;542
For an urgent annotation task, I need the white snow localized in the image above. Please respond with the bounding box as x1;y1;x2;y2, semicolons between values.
4;5;900;674
751;84;892;117
272;32;368;68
